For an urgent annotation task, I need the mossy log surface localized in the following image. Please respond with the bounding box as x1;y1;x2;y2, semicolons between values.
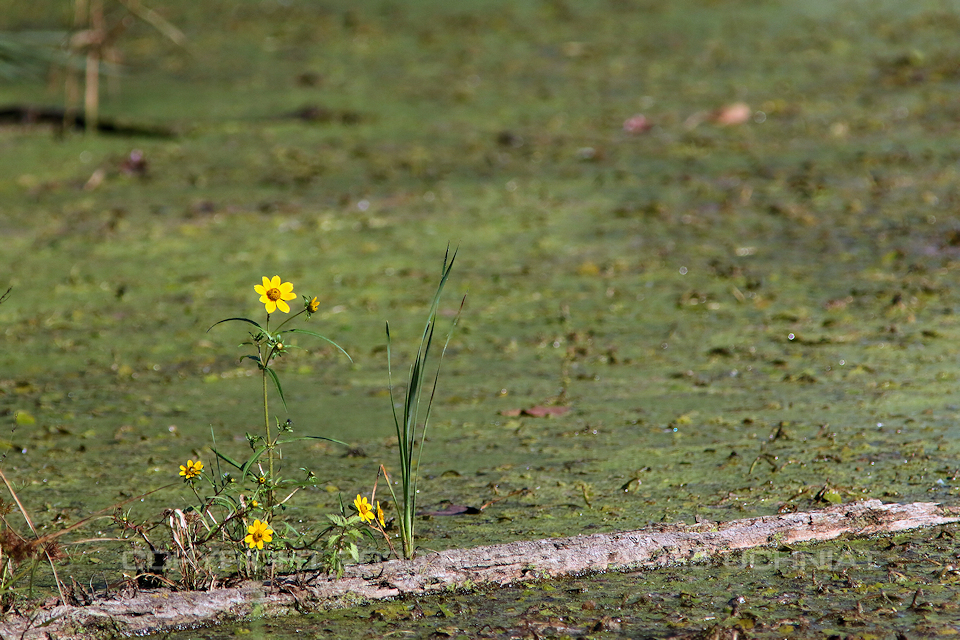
6;500;957;639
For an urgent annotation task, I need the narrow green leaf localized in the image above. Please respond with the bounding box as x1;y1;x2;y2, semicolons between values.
210;495;237;510
239;354;263;367
264;366;287;411
277;435;349;447
285;329;353;362
211;447;244;470
207;317;263;333
239;446;269;479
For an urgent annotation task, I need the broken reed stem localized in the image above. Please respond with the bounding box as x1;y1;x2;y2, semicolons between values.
0;470;66;603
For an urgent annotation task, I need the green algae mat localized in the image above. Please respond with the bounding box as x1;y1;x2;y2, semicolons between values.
2;0;960;636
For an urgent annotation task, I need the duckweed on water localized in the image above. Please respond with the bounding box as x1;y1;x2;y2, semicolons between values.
1;0;960;635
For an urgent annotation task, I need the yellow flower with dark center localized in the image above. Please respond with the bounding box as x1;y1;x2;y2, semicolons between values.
354;494;374;523
254;276;296;314
179;459;203;480
307;297;320;314
376;501;385;529
244;519;273;550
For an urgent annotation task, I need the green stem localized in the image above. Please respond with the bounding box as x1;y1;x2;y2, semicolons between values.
263;368;272;492
273;308;305;333
262;315;274;506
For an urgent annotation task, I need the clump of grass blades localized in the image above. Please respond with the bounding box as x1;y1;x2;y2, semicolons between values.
385;247;462;560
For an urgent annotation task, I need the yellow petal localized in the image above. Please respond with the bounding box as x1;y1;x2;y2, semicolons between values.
280;290;297;301
269;276;281;288
261;276;272;289
276;299;291;313
254;284;266;295
264;300;277;313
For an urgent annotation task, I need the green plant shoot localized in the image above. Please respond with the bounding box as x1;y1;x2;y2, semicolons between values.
384;248;463;559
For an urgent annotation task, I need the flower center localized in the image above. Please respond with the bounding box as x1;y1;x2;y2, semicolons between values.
266;287;281;301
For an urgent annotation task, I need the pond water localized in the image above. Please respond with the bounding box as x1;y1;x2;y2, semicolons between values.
1;0;960;636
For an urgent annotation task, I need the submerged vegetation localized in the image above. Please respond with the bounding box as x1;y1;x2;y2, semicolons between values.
1;0;960;635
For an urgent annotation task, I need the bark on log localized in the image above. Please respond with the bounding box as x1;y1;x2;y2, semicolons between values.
5;500;957;639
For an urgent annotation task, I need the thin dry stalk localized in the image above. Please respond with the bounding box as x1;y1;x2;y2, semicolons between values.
0;470;66;602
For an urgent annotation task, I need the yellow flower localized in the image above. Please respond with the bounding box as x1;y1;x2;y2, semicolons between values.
244;519;273;550
376;501;385;529
179;459;203;480
306;296;320;314
254;276;296;314
354;494;375;523
251;500;259;508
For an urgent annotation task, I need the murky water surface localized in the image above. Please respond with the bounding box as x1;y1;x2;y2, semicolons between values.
2;0;960;636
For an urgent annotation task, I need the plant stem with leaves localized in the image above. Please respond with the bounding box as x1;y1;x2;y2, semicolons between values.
209;278;349;514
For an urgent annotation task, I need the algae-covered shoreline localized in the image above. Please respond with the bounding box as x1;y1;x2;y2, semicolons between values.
2;0;960;636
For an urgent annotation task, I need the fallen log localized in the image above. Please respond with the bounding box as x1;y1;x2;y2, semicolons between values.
5;499;957;639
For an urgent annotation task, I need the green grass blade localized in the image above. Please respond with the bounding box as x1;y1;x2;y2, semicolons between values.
385;322;405;459
210;427;223;480
387;246;460;558
412;295;464;506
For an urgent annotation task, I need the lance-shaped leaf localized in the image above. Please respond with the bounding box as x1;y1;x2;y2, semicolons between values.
239;354;263;367
264;366;287;411
207;317;264;333
211;447;244;471
278;435;350;447
285;328;353;362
